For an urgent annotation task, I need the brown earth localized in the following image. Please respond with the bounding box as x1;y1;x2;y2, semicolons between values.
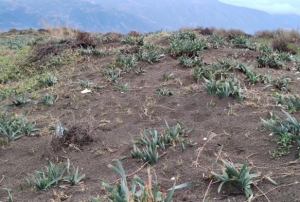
0;29;300;202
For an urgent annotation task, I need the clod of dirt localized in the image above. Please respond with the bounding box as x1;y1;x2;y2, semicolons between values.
200;27;214;36
51;125;93;152
26;39;74;65
75;31;96;48
127;30;142;37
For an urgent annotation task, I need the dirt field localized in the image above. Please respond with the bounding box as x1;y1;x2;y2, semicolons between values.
0;28;300;202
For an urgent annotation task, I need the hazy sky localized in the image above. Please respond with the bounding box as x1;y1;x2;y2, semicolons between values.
219;0;300;16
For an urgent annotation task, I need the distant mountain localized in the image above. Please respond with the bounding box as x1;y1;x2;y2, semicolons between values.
1;0;300;34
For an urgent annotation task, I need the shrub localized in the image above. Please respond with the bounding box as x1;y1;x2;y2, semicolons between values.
215;28;248;39
254;30;275;38
272;38;289;52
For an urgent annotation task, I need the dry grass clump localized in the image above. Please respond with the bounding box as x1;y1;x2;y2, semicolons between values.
215;28;249;39
272;37;290;52
254;28;300;53
39;19;78;39
75;31;96;48
271;29;300;53
255;28;300;42
127;30;142;37
254;30;276;38
200;27;214;36
43;26;78;39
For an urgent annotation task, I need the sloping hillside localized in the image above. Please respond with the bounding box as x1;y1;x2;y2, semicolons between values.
0;27;300;201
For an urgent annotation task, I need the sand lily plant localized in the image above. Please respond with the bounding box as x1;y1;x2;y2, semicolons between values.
26;159;85;191
131;121;195;164
272;93;300;113
0;113;39;141
101;160;200;202
261;110;300;158
35;93;59;105
211;160;259;198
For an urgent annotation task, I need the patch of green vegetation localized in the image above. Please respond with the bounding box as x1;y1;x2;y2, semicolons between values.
272;93;300;113
211;159;276;198
121;35;144;46
102;67;122;83
179;56;203;68
35;93;58;105
163;72;174;82
204;76;244;100
131;121;195;164
262;110;300;159
100;159;200;202
137;43;165;63
206;34;227;49
0;35;34;50
78;46;107;57
116;54;137;72
273;77;291;91
169;38;207;58
155;86;173;96
257;45;291;69
26;159;85;191
102;160;173;201
0;113;39;141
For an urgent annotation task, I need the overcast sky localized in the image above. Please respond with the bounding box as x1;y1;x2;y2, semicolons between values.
219;0;300;16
